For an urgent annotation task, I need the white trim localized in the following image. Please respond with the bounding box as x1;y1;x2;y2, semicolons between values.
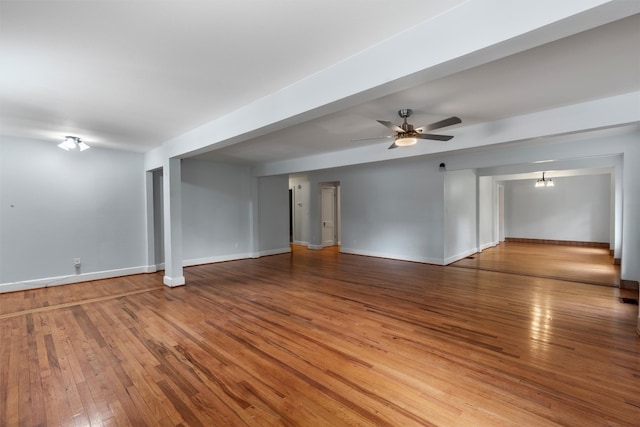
292;240;309;246
254;247;292;258
163;275;185;287
183;252;254;267
444;248;479;265
307;244;323;250
340;247;444;266
184;248;290;265
0;266;153;294
479;241;499;252
0;248;296;294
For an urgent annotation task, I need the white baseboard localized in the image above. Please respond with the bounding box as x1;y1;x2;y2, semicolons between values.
183;252;254;267
184;248;290;264
0;247;292;294
0;265;153;294
292;240;309;246
444;248;478;265
340;247;480;265
479;241;499;252
340;247;444;265
307;244;323;250
254;247;292;257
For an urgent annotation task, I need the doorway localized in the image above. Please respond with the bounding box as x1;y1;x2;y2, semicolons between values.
289;188;294;243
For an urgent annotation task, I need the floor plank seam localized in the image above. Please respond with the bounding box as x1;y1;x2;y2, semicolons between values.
0;287;164;320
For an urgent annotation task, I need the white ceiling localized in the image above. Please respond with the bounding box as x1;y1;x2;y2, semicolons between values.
0;0;465;151
198;13;640;165
1;2;638;165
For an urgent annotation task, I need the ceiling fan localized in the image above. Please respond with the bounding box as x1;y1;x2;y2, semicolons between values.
363;109;461;149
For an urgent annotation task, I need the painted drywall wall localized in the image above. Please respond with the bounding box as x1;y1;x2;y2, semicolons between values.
257;174;290;254
618;143;640;335
0;136;147;290
181;159;253;264
297;157;446;264
620;142;640;287
444;169;478;263
504;174;611;242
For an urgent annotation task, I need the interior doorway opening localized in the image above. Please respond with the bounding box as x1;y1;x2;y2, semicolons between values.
289;188;294;243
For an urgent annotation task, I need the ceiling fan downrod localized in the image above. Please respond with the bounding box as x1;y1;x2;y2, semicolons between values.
398;109;413;132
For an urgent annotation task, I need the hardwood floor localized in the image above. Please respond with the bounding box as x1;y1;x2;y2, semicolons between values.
452;242;621;287
1;245;638;426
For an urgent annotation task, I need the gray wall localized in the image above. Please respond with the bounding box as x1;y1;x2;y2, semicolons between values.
293;157;453;264
3;131;635;292
181;159;253;263
504;174;611;242
0;136;146;287
444;169;477;263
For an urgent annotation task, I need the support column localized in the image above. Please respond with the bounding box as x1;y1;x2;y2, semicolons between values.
163;157;185;287
613;157;623;262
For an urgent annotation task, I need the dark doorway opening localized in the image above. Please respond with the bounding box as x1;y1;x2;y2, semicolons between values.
289;188;293;243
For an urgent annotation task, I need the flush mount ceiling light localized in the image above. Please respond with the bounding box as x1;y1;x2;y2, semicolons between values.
58;136;90;151
535;172;554;188
394;133;418;147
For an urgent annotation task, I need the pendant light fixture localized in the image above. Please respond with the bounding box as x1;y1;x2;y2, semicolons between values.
535;172;553;188
58;136;90;151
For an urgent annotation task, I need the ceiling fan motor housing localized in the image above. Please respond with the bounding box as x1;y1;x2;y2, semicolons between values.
398;109;414;132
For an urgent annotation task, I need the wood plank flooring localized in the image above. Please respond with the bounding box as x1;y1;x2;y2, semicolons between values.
452;242;621;287
1;245;639;426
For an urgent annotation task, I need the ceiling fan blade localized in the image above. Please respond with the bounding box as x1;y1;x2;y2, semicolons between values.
351;135;393;142
377;120;404;133
388;142;398;149
416;133;454;141
415;116;462;132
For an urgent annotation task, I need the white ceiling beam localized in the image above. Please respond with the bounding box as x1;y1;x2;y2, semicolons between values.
252;91;640;176
145;0;639;169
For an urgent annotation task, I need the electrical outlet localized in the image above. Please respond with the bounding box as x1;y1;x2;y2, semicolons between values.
74;258;81;267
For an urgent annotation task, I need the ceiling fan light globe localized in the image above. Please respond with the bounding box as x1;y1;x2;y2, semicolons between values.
395;137;417;147
65;139;77;150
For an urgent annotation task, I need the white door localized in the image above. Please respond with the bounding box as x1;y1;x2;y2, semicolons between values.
321;186;336;246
